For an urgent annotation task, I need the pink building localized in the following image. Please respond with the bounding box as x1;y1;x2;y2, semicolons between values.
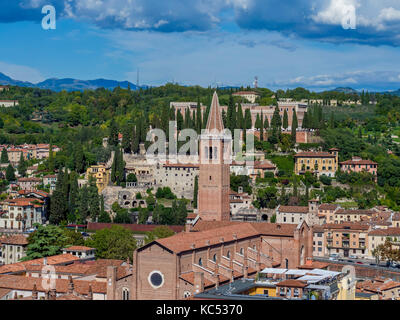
340;157;378;180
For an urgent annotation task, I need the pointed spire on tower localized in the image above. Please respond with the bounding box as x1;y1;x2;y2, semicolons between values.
206;91;224;132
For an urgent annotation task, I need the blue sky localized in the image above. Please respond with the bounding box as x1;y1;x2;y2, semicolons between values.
1;0;400;91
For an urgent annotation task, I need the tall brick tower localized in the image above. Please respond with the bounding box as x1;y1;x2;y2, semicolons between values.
198;92;231;222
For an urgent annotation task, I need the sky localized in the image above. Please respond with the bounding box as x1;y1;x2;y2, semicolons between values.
1;0;400;91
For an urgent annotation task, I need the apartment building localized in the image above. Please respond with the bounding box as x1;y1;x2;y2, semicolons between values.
368;228;400;259
0;198;45;231
324;223;370;259
0;234;28;265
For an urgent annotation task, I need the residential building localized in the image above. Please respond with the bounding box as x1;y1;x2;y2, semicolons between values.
17;177;42;191
43;175;57;193
62;246;96;261
356;278;400;300
0;198;45;231
86;164;111;194
368;228;400;259
294;148;339;177
324;223;369;259
340;156;378;180
0;234;28;265
276;199;320;226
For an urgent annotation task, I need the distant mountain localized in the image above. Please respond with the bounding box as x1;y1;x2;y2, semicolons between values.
0;72;142;92
383;89;400;96
329;87;359;94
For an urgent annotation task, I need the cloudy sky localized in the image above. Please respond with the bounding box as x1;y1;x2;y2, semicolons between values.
1;0;400;91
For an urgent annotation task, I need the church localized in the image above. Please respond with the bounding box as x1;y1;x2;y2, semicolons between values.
129;92;313;300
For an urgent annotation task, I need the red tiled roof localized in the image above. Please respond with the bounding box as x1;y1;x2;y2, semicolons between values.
155;222;298;254
278;206;309;213
294;152;335;158
0;254;79;275
1;234;28;245
368;228;400;236
340;159;377;165
0;275;106;294
319;204;338;211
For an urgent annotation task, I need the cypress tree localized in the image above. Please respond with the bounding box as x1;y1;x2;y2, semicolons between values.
244;109;252;130
109;119;119;146
196;99;202;134
49;169;68;225
193;176;198;209
302;112;309;129
121;124;132;153
74;144;84;173
283;109;289;130
260;111;264;141
176;110;184;131
1;148;9;164
5;164;15;182
18;153;27;177
291;111;298;143
237;104;244;130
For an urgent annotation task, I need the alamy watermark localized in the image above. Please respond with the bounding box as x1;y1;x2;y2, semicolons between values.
42;5;56;30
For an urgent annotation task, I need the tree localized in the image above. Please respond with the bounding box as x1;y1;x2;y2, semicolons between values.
283;109;289;130
254;187;278;209
18;153;27;177
22;224;68;260
193;176;198;209
138;207;149;224
176;200;188;225
85;225;137;260
5;164;15;182
144;226;175;244
1;148;9;164
291;111;298;143
109;119;119;147
126;173;137;183
49;170;68;225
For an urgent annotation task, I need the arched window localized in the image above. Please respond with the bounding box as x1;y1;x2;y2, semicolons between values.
198;258;203;266
240;248;244;255
213;254;217;262
226;251;230;259
122;288;130;300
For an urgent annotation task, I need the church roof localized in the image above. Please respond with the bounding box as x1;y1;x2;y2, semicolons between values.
206;92;224;132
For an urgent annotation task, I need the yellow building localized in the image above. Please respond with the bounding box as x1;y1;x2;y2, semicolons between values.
294;148;339;178
247;285;277;297
86;165;110;193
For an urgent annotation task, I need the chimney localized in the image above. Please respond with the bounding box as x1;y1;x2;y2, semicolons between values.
32;283;38;300
13;291;18;300
68;276;74;294
185;222;193;233
106;266;117;300
88;285;93;300
43;257;47;266
194;272;204;294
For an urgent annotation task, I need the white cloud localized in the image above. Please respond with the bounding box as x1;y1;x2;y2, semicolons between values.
0;61;44;83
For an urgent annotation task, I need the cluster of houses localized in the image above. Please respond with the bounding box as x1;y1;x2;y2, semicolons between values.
275;200;400;260
0;144;60;167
